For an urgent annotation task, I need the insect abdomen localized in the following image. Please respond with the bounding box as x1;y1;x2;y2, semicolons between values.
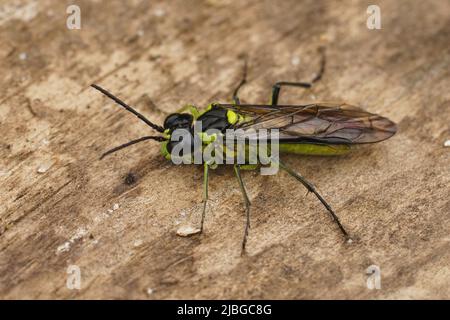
278;143;351;156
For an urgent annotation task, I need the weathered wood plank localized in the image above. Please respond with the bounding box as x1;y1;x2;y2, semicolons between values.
0;0;449;299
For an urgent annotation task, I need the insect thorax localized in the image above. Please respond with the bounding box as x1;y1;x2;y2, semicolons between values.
160;105;248;164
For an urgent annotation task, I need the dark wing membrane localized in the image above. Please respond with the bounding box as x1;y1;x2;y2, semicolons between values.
217;102;397;144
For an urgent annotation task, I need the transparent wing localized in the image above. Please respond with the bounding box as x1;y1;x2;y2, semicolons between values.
217;102;397;144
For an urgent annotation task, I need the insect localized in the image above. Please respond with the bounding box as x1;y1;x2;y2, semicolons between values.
91;49;397;254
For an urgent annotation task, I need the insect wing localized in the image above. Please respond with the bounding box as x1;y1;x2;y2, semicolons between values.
218;103;397;144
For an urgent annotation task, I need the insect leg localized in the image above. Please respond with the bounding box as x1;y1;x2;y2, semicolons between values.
200;163;209;233
232;57;248;105
270;47;326;106
276;159;350;240
234;164;251;254
271;82;312;106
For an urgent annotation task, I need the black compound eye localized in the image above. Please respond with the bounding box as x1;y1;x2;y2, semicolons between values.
166;131;195;156
164;113;193;130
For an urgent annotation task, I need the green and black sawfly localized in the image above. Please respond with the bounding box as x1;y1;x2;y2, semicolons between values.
91;50;397;254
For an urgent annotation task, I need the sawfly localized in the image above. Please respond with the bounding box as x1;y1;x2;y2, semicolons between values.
91;49;397;254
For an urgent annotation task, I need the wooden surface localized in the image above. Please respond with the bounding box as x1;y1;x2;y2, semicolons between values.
0;0;449;299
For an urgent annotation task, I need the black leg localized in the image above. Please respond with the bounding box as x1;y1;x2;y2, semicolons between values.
276;159;350;241
232;57;248;105
271;82;312;106
270;47;326;106
234;165;251;255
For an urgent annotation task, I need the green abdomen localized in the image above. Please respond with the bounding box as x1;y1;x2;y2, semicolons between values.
279;143;350;156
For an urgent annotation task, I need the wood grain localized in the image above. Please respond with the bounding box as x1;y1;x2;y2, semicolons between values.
0;0;449;299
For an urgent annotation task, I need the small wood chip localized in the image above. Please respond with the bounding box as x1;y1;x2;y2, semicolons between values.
37;162;52;173
176;225;201;237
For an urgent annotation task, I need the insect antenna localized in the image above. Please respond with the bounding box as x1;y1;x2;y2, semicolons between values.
91;84;165;133
100;136;166;160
